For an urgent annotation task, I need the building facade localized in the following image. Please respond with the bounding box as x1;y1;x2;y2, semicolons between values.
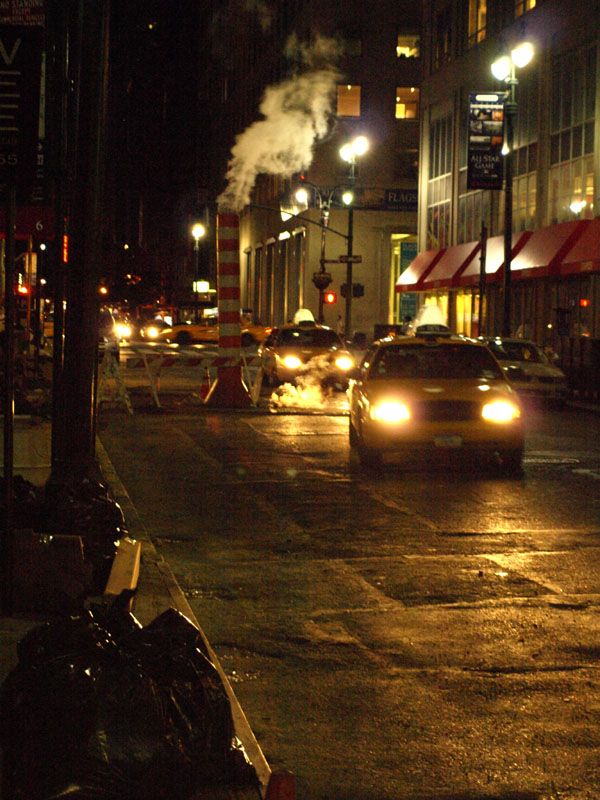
399;0;600;393
202;0;422;340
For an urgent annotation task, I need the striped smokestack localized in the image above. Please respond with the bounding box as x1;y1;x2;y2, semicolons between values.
204;213;252;407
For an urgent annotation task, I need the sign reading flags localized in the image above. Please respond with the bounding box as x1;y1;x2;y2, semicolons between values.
467;92;505;190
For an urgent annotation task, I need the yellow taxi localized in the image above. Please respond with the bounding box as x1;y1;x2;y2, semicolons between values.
348;334;524;471
155;313;271;347
259;320;355;388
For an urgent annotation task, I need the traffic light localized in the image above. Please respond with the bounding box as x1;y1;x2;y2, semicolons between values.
323;290;337;304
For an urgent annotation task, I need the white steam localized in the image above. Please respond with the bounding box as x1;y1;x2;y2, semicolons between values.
269;354;344;410
217;35;342;213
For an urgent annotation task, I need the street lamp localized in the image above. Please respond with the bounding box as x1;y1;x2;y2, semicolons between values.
191;222;206;321
339;135;369;340
491;42;534;337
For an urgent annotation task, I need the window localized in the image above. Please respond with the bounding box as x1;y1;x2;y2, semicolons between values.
337;84;361;117
468;0;486;47
396;34;420;59
427;115;452;249
515;0;535;17
395;87;420;119
433;7;451;69
548;46;596;223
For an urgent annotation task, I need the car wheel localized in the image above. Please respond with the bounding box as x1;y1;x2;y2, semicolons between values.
499;448;523;475
241;332;254;347
349;419;359;447
176;331;192;345
351;419;382;468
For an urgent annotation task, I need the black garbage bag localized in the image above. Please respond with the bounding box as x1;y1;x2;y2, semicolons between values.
0;474;46;530
1;604;260;800
43;478;128;591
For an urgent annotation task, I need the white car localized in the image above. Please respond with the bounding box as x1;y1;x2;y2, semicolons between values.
481;338;568;407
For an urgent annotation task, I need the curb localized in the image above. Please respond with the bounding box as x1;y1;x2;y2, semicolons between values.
95;438;273;795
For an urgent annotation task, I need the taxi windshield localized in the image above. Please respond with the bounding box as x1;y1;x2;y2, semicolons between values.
278;328;342;348
369;344;504;380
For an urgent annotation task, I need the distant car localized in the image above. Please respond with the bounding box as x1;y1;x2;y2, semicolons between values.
258;320;355;387
43;308;123;352
480;337;568;407
155;313;271;347
348;334;524;471
133;318;171;341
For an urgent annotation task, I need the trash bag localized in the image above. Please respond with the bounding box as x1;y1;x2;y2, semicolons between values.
0;604;260;800
43;478;127;591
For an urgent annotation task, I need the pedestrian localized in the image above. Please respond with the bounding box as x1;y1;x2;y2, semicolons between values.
336;314;344;335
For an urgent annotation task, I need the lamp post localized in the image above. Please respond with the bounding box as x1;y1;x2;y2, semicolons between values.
295;182;337;322
191;222;206;322
339;136;368;339
491;42;534;337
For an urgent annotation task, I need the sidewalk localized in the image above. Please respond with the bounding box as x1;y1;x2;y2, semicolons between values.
0;435;276;799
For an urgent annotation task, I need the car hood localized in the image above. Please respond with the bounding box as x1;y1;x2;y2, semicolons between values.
360;377;520;405
501;361;566;379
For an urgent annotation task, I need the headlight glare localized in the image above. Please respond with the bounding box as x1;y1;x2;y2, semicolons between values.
282;355;302;369
370;401;410;423
481;400;520;422
335;355;354;371
115;323;132;339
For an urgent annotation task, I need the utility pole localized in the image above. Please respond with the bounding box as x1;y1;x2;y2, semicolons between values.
51;0;111;483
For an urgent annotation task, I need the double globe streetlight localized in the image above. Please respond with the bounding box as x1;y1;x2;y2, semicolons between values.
288;135;368;334
491;42;534;337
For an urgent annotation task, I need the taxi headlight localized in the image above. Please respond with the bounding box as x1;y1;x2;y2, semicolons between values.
282;355;302;369
370;401;410;423
335;355;354;371
481;400;520;422
145;325;160;339
115;323;132;339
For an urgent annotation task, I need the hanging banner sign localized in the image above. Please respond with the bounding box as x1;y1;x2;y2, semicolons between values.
0;24;43;200
467;92;505;190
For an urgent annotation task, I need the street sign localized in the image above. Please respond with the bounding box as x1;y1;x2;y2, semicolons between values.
339;255;362;263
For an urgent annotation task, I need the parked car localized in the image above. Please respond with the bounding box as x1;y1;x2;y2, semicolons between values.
259;320;355;388
480;337;569;407
348;334;524;471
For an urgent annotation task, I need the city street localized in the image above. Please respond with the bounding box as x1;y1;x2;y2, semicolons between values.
98;361;600;800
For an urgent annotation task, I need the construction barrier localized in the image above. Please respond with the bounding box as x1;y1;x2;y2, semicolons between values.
121;344;263;409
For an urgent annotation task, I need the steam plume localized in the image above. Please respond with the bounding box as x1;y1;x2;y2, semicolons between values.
217;35;342;212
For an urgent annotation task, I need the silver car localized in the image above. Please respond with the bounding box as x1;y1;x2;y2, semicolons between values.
481;338;568;407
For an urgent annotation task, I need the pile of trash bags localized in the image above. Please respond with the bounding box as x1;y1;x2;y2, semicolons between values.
2;475;127;594
1;603;260;800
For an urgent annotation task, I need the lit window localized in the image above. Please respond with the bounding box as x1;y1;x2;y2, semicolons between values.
468;0;486;47
396;34;420;58
337;85;361;117
515;0;535;17
395;87;420;119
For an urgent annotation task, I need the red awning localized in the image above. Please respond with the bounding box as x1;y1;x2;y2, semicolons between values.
458;232;531;286
395;248;446;292
509;219;589;278
420;241;481;289
558;216;600;275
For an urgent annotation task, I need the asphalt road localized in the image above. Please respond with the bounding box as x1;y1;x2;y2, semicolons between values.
98;361;600;800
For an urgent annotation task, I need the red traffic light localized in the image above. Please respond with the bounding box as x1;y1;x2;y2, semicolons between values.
323;291;337;304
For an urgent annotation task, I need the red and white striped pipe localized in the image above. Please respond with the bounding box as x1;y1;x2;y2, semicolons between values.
204;213;252;407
